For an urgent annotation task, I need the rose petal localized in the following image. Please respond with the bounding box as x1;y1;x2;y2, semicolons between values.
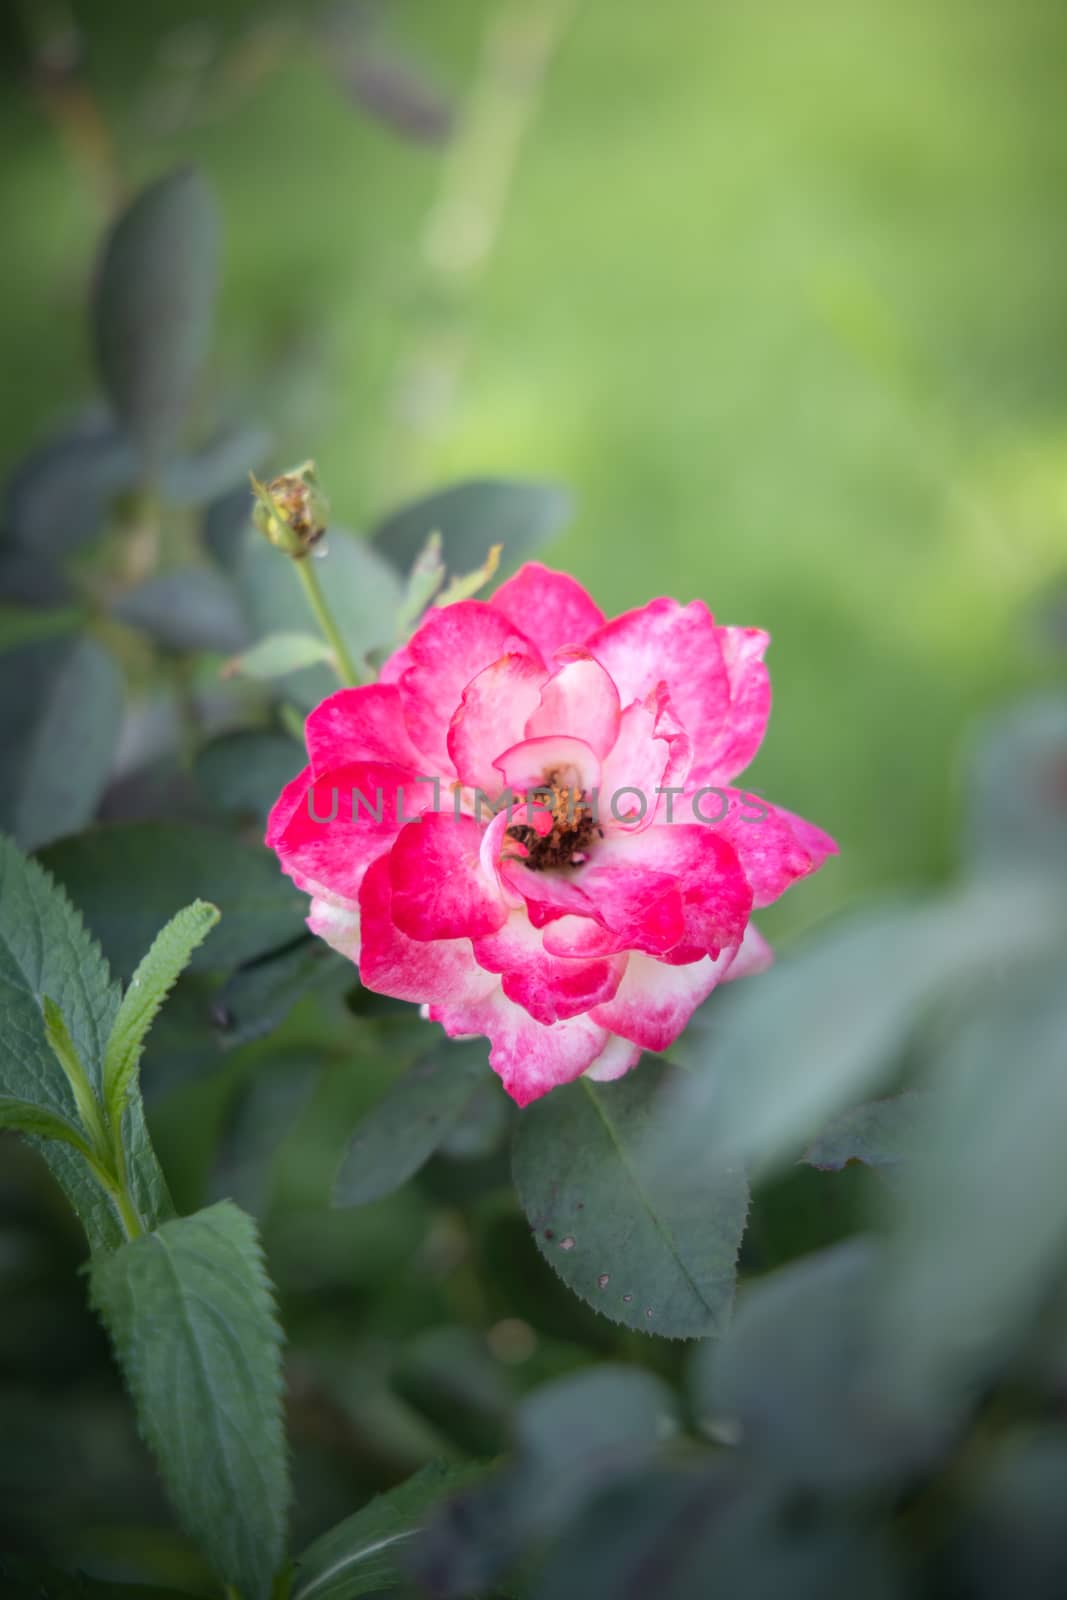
722;921;774;981
582;1033;643;1084
305;684;425;777
525;652;621;758
688;626;771;788
429;983;610;1106
491;562;605;658
386;600;541;775
589;948;738;1051
389;811;508;940
493;734;602;799
269;761;431;902
474;911;624;1024
307;896;362;963
587;823;752;961
447;651;547;793
359;853;496;1005
691;788;838;908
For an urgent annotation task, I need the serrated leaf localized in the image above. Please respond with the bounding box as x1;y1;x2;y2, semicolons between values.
511;1058;748;1339
293;1462;488;1600
238;527;403;708
0;1095;95;1156
0;634;123;850
372;477;572;580
334;1039;490;1207
40;821;306;979
0;833;170;1249
803;1092;923;1172
93;168;220;466
226;630;335;680
103;899;220;1126
91;1201;289;1600
113;567;247;654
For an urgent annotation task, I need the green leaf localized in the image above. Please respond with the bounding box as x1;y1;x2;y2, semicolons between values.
0;634;123;850
0;833;170;1250
4;415;137;557
227;630;335;680
90;1201;289;1600
160;421;273;506
113;567;247;654
238;526;403;708
655;880;1066;1179
372;477;572;580
194;730;304;822
0;1094;95;1156
293;1463;484;1600
334;1039;490;1207
0;1555;201;1599
103;899;220;1126
878;953;1067;1412
802;1091;924;1172
511;1058;749;1339
963;695;1067;878
93;167;220;467
213;938;353;1052
40;821;306;979
696;1238;937;1491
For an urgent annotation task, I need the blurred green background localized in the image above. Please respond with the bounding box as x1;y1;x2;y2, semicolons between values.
4;0;1067;1586
5;0;1066;935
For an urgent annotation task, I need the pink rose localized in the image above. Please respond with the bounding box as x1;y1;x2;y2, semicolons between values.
266;563;836;1105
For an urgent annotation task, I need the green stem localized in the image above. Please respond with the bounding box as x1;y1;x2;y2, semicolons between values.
293;556;360;687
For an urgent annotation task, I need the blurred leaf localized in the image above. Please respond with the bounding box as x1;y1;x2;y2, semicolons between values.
213;937;353;1051
226;630;334;680
655;881;1066;1179
91;1201;289;1600
210;1051;321;1216
963;696;1067;878
511;1058;748;1339
93;168;220;467
0;834;170;1250
239;527;403;708
0;1558;199;1598
439;1075;512;1160
103;899;220;1125
293;1462;485;1600
414;1366;679;1596
534;1464;904;1600
697;1238;943;1491
319;4;455;146
879;953;1067;1412
395;530;445;635
3;415;136;557
335;1039;491;1207
113;566;248;653
802;1091;923;1173
0;548;72;607
160;421;273;506
391;1327;512;1458
0;634;123;850
371;478;572;581
194;729;303;822
40;821;306;979
956;1430;1067;1600
202;481;254;572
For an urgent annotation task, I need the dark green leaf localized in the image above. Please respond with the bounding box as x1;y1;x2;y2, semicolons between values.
0;634;123;850
213;938;353;1051
0;1556;200;1599
194;729;303;822
963;695;1067;877
335;1040;490;1207
655;882;1065;1179
802;1091;923;1172
40;821;306;979
0;834;170;1250
91;1201;289;1600
293;1463;484;1600
4;415;136;557
238;527;403;707
93;168;220;466
0;1095;95;1155
699;1238;942;1490
879;954;1067;1412
511;1058;748;1339
113;567;247;653
161;421;273;506
202;481;254;571
372;477;572;580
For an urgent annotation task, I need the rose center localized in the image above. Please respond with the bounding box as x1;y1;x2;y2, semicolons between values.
505;771;600;872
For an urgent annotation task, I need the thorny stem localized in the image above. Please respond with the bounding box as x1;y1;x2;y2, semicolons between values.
294;554;361;687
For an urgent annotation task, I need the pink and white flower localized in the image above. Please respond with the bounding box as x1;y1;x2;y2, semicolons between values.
266;563;836;1105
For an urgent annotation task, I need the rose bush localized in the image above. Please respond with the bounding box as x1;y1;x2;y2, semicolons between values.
267;562;836;1103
